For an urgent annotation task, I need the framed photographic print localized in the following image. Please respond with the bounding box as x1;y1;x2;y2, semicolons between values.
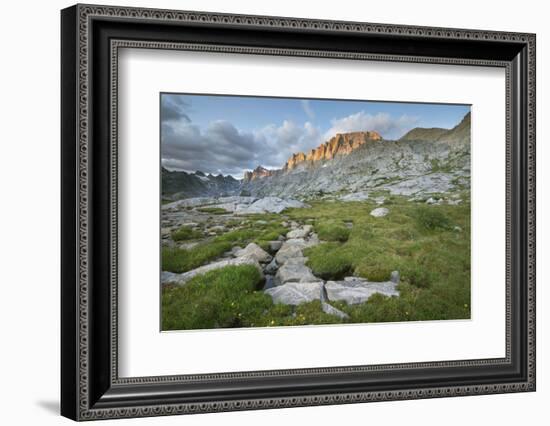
61;4;536;421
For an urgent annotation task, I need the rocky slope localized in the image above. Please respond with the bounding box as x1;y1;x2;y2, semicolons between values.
162;167;240;200
242;112;470;199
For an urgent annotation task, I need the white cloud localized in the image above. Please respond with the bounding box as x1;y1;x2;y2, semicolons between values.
324;111;419;140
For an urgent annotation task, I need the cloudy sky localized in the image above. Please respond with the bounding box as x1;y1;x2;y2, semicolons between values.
161;93;470;178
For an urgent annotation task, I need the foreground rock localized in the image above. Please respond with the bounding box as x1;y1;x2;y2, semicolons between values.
370;207;389;218
275;258;321;284
325;276;399;304
161;257;263;286
234;242;272;263
275;243;306;264
321;302;350;320
268;240;283;252
286;224;312;239
265;282;322;305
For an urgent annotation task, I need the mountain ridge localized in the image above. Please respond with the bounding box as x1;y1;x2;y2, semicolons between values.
241;112;470;199
162;167;240;199
243;113;470;182
286;130;382;170
163;112;470;200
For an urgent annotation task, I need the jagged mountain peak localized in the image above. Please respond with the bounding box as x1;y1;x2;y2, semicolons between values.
285;130;383;171
162;168;241;199
243;165;276;182
243;131;383;180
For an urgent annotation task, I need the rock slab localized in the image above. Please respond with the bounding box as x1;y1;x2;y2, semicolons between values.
275;258;321;284
162;257;263;286
325;278;399;304
265;282;322;305
236;197;309;215
234;242;272;263
370;207;389;217
275;243;306;264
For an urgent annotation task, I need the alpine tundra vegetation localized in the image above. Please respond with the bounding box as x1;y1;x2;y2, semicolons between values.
160;94;471;331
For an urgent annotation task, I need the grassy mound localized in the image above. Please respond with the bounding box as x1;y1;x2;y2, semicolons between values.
314;221;350;242
171;225;202;242
162;242;231;273
162;265;267;330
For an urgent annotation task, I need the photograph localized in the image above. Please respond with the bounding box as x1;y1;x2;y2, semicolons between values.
160;94;472;331
56;3;536;420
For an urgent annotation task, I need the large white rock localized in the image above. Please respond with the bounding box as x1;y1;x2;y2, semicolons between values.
282;238;307;249
265;282;323;305
161;271;180;284
210;197;258;213
216;196;258;204
286;225;313;239
275;258;321;284
161;257;263;286
275;243;305;264
162;196;257;212
235;242;272;263
385;173;455;196
162;197;214;211
235;197;308;215
325;279;399;304
370;207;389;218
338;191;369;202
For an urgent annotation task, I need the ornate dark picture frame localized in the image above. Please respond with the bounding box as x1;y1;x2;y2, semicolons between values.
61;4;536;421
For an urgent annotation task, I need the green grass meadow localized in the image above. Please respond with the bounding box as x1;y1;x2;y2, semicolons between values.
161;195;471;330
